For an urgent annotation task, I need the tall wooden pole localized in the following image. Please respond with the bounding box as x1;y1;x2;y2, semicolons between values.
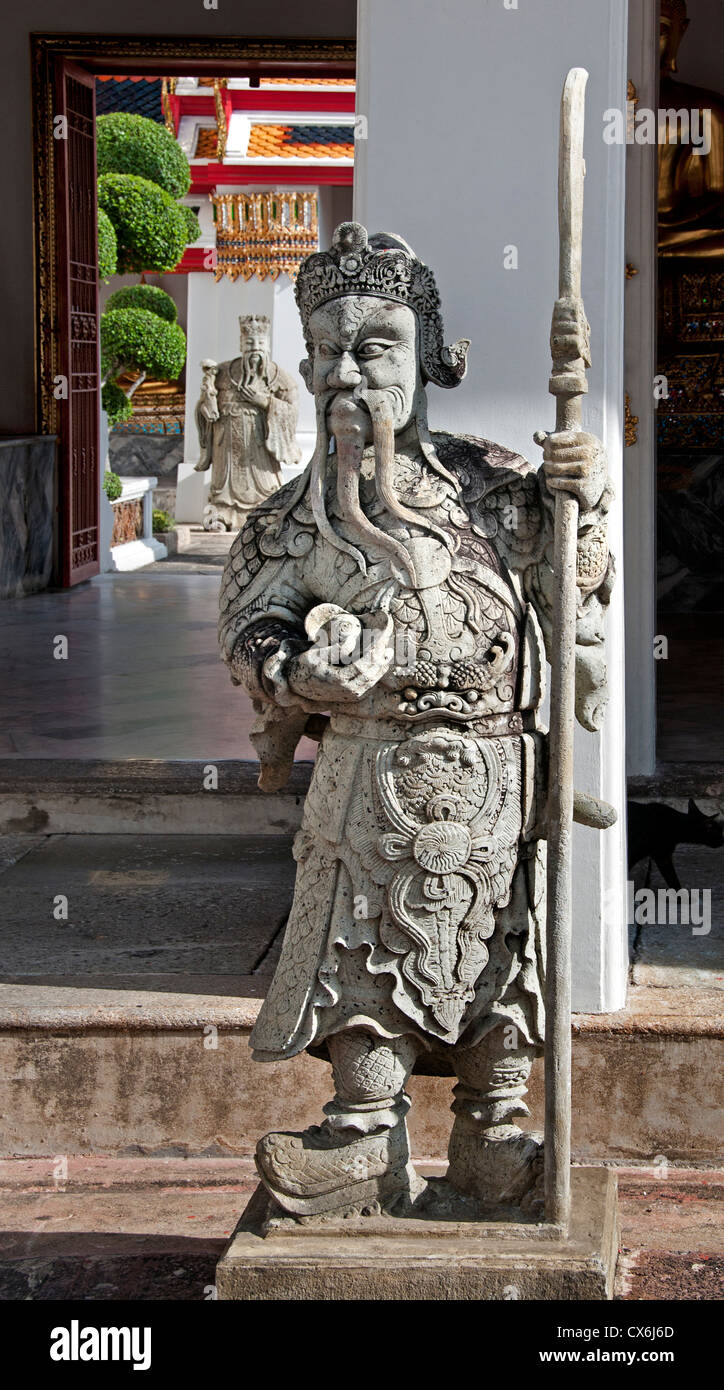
543;67;589;1230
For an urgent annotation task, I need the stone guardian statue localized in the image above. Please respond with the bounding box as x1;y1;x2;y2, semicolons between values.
195;314;300;532
218;223;614;1218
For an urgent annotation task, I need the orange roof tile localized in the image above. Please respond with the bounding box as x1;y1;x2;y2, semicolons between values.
195;127;219;158
260;77;355;86
246;124;353;159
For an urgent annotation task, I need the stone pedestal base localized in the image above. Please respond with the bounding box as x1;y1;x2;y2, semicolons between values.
216;1167;618;1301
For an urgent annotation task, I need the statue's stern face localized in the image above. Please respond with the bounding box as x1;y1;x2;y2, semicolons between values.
308;298;421;438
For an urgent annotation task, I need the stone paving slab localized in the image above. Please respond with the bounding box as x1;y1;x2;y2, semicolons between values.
0;833;294;978
0;1158;721;1301
630;843;724;990
0;573;316;760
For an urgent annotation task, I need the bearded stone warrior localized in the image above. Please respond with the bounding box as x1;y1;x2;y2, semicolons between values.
219;223;613;1217
195;314;300;531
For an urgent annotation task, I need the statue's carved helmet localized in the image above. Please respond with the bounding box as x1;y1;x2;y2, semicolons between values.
294;221;469;389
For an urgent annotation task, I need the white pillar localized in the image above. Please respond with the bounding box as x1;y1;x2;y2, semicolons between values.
623;0;658;776
271;275;316;470
355;0;629;1011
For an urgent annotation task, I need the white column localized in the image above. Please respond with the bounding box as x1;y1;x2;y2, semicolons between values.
355;0;629;1011
623;0;658;776
271;275;316;472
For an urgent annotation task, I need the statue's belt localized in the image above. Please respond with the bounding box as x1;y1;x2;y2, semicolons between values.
327;710;540;741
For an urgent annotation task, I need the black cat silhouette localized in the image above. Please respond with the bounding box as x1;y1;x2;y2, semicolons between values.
627;798;724;891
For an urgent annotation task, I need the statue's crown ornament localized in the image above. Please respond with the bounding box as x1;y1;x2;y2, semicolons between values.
295;221;470;389
239;314;271;334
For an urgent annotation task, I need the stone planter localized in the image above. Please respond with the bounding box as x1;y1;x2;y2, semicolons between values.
152;524;190;555
108;477;167;571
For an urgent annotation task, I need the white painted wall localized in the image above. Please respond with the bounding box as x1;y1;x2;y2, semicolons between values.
355;0;629;1012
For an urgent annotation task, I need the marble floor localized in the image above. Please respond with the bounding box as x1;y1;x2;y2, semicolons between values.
0;570;719;764
0;572;318;761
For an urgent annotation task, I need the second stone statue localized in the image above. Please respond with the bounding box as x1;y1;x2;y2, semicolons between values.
194;313;300;532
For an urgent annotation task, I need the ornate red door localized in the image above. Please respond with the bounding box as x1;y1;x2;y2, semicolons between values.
54;60;100;586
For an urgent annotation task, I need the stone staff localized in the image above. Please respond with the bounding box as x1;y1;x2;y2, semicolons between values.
536;67;590;1230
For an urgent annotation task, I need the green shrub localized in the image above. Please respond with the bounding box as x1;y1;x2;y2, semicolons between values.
101;382;133;427
103;470;123;501
106;283;178;323
181;206;201;243
101;307;186;381
96;113;191;199
153;508;176;533
98;173;190;273
97;209;118;280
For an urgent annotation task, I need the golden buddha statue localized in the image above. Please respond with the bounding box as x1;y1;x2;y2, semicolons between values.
658;0;724;257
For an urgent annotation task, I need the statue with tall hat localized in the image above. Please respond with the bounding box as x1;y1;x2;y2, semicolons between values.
219;222;614;1218
194;313;300;532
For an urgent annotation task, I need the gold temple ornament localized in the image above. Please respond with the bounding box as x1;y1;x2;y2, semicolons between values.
211;191;319;282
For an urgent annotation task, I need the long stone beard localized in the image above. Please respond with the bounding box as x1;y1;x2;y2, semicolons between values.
239;349;268;388
312;390;455;587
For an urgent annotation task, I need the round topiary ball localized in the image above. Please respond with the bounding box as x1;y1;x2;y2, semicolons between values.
106;284;178;323
101;307;187;382
181;205;201;244
101;382;133;428
97;208;118;280
98;173;189;273
96;112;191;199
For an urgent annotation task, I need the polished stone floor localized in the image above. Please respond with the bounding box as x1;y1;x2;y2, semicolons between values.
0;572;318;760
0;570;719;763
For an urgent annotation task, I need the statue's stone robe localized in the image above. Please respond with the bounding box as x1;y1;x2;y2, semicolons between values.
219;433;612;1062
196;359;299;525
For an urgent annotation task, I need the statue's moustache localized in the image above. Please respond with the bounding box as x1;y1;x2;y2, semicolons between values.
323;385;406;426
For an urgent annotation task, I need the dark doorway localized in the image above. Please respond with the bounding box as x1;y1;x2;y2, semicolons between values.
654;0;724;762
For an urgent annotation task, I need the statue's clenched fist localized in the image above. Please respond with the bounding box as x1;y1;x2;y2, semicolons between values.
534;428;606;511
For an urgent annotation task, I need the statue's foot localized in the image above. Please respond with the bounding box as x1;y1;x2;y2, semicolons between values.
255;1119;413;1217
447;1123;544;1207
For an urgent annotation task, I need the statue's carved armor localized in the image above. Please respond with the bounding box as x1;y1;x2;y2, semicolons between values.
218;223;612;1216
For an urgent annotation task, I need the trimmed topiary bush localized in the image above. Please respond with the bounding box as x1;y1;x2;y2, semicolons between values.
106;283;178;323
101;381;133;427
97;112;191;199
103;470;123;501
96;112;192;424
98;209;118;281
101;308;186;384
98;173;190;274
181;205;201;244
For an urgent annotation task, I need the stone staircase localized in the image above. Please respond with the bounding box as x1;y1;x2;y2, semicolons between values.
0;760;722;1166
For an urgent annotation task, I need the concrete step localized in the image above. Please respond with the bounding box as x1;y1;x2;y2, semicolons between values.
1;829;723;1164
0;759;311;835
0;832;293;979
1;978;722;1164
